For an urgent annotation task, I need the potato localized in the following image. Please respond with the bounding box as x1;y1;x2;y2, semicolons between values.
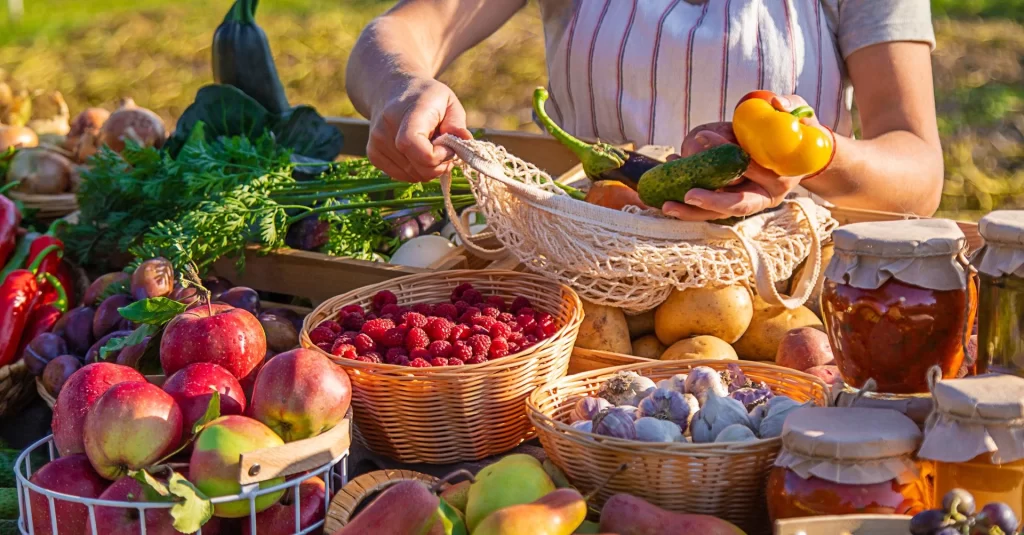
625;310;656;338
805;365;840;386
661;335;738;361
654;286;753;345
732;296;823;361
789;242;835;318
576;300;632;354
775;327;834;371
631;335;666;359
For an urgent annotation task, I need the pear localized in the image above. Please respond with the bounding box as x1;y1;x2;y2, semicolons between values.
473;488;587;535
440;480;471;513
335;480;439;535
465;454;556;531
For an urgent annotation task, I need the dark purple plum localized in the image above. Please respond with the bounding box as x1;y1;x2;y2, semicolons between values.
285;215;330;251
24;333;69;376
62;306;96;356
92;294;134;339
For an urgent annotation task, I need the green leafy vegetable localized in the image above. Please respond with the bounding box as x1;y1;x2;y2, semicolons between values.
117;297;187;325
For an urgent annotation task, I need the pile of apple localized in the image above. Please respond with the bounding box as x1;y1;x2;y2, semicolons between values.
24;263;352;535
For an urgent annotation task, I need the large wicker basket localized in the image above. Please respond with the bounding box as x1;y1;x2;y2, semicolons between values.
0;360;35;418
527;360;829;535
301;269;584;464
7;191;78;220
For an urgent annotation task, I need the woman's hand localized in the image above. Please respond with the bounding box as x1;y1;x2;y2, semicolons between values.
367;77;473;183
662;94;829;222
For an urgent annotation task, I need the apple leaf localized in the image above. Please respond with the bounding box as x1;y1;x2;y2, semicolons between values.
118;297;187;325
99;323;159;361
437;499;467;535
193;390;221;436
166;471;214;534
131;469;172;502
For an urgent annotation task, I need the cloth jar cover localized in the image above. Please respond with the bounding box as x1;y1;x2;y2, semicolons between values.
918;374;1024;465
976;210;1024;279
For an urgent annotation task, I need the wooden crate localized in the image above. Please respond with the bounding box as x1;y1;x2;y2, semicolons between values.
210;118;584;302
774;514;911;535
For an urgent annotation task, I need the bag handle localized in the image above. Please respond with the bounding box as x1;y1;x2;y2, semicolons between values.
440;163;510;260
737;199;823;309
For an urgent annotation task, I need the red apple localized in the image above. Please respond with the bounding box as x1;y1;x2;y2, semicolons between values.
160;303;267;380
95;476;226;535
28;454;109;535
163;362;247;432
241;476;327;535
189;415;285;518
52;362;146;456
83;381;184;480
250;348;351;442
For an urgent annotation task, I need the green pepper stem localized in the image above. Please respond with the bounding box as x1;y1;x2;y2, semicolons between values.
532;87;626;178
40;273;68;313
0;181;19;195
27;244;60;275
45;218;68;237
789;106;815;119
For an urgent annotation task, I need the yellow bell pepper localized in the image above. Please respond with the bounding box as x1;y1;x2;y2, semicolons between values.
732;91;834;177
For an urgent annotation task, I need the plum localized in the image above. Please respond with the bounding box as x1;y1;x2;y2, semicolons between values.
24;333;69;376
216;287;260;316
41;355;83;397
62;306;96;356
285;215;330;251
92;294;134;339
263;307;305;333
169;284;201;307
202;276;233;298
130;257;175;301
84;330;133;364
83;272;130;307
259;313;299;353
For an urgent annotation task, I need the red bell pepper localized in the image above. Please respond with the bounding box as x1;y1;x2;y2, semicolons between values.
16;273;69;360
0;193;21;268
0;244;61;367
26;219;75;309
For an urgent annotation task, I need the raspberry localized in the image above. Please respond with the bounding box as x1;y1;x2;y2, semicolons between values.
485;295;506;311
409;358;432;368
341;304;365;315
309;326;337;346
430;357;449;367
432;303;458;319
516;315;536;333
517;307;536;319
471;316;498;329
465;356;488;365
354;356;376;363
425;317;453;342
357;352;382;363
378;314;395;323
538;318;558;337
372;290;398;313
489;337;510;359
334;334;356;347
315;341;333;353
510;296;532;313
452;342;474;361
508;332;525;345
453;301;470;314
405;328;430;351
342;331;361;340
404;312;429;329
459;307;481;323
448;358;465;366
508;341;521;353
364;313;378;321
412;303;433;316
498;312;515;324
354;334;377;354
428;340;453;359
524;334;538;346
410;348;432;361
462;289;483;305
380;304;404;317
451;282;475;302
393;356;411;366
536;311;553;324
471;325;490;337
468;334;492;357
385;347;408;364
449;324;472;342
361;318;396;343
479;306;499;319
331;341;358;359
489;322;512;339
319;320;342;334
341;312;365;332
381;328;407;347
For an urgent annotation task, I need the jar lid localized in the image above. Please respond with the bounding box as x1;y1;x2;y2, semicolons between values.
826;219;968;291
775;407;922;485
919;374;1024;464
976;211;1024;278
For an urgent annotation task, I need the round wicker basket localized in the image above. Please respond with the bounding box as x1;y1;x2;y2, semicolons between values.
7;191;78;220
301;269;584;464
526;359;829;535
324;470;440;533
0;360;35;417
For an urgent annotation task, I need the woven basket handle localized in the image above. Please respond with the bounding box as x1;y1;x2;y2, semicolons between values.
742;200;823;309
439;160;510;261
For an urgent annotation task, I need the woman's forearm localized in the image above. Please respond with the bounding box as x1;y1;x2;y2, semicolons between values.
805;129;944;216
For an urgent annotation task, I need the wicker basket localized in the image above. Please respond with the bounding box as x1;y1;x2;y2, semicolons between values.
7;191;78;220
324;470;440;533
0;360;35;418
527;359;830;535
301;269;584;464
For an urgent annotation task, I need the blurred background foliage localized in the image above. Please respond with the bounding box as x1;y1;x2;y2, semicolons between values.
0;0;1020;220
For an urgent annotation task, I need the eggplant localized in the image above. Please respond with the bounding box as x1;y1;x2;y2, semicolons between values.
533;87;659;190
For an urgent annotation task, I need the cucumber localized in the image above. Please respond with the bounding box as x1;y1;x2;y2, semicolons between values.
637;144;751;209
0;488;17;520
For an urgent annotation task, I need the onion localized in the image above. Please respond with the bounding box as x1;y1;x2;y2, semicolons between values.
0;125;39;152
26;91;71;136
99;98;166;153
6;148;73;194
66;107;110;162
388;235;455;268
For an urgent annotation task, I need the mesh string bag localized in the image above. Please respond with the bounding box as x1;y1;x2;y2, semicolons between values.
437;134;838;314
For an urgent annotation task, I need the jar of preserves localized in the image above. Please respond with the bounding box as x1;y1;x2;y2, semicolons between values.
822;219;977;394
974;211;1024;376
768;407;932;521
918;372;1024;522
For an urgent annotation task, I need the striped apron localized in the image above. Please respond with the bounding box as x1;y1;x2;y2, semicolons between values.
539;0;854;149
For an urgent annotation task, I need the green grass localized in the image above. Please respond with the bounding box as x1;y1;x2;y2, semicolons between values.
932;0;1024;21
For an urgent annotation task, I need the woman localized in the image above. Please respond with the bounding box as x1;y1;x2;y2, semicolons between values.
346;0;943;220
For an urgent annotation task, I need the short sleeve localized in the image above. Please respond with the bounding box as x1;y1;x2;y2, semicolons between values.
835;0;936;59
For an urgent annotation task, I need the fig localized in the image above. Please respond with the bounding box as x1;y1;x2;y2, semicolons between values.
216;287;260;316
62;306;96;356
93;294;134;339
258;313;299;353
83;272;130;307
263;307;305;333
41;355;83;397
85;330;134;364
24;333;69;376
130;257;175;301
203;276;233;297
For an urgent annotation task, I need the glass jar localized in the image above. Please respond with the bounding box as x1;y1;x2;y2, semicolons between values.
768;406;931;522
822;219;975;394
974;211;1024;376
919;374;1024;522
